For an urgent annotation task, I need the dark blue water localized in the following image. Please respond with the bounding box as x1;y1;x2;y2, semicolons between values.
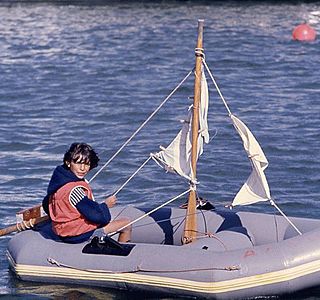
1;1;320;299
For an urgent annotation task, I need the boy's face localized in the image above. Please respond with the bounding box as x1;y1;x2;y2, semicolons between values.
69;155;91;179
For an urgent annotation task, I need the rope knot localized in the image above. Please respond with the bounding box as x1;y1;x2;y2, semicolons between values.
206;231;215;238
47;257;61;267
190;183;197;191
136;264;142;272
226;265;240;271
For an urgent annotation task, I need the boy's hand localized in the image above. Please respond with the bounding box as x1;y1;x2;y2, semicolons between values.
105;195;117;208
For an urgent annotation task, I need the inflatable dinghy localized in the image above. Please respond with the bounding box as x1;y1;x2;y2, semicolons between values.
7;206;320;299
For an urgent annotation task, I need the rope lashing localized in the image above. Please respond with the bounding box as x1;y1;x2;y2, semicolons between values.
89;70;194;183
190;181;198;190
16;222;23;232
195;47;205;58
16;219;35;232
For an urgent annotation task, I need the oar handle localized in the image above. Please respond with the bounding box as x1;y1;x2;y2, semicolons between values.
0;215;49;237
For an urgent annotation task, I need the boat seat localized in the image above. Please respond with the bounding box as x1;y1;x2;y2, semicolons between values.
187;226;255;252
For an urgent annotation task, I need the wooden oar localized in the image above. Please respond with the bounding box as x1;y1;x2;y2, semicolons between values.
0;215;49;237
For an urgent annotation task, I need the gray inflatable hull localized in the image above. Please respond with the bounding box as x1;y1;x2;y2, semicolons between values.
7;206;320;299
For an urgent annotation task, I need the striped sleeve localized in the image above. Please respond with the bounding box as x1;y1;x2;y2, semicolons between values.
69;186;86;207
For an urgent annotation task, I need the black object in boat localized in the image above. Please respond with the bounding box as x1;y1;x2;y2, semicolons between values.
82;235;135;256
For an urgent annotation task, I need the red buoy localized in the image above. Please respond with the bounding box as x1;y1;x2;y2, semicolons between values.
292;23;316;41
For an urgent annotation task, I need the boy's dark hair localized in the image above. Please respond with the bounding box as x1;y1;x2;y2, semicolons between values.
63;143;99;170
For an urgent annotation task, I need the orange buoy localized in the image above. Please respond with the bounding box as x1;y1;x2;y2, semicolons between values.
292;23;316;41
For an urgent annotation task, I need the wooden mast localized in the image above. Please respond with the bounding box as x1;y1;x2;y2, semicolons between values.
182;19;204;244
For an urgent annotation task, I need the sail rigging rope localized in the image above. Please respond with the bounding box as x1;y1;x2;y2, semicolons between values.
110;205;223;248
202;58;232;116
203;57;303;236
113;156;152;196
113;208;210;235
115;210;200;229
89;69;194;183
108;188;192;237
270;199;302;235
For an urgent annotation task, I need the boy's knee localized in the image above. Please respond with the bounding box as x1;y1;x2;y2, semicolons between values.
122;218;132;231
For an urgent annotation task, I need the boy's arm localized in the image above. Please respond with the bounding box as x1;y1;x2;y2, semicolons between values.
69;187;111;226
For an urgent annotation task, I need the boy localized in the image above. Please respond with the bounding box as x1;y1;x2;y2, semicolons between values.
42;143;131;243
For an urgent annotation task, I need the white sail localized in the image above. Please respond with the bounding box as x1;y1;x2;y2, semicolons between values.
151;69;209;181
231;115;271;206
199;68;210;146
